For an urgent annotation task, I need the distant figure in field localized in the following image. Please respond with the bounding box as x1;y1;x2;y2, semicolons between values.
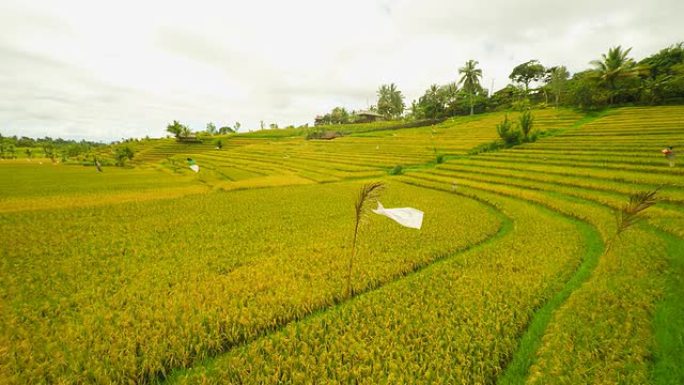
662;146;675;167
94;156;103;172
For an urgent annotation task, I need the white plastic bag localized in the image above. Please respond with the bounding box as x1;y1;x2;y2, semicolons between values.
372;202;423;229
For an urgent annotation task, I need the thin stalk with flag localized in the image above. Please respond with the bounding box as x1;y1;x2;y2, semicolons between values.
347;182;384;299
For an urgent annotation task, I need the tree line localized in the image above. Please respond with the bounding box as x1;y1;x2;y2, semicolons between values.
0;133;140;167
316;42;684;123
0;134;104;160
165;120;242;140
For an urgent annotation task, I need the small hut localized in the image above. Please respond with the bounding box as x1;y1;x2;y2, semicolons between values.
355;110;385;123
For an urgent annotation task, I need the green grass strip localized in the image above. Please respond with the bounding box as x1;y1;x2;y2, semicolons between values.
497;218;604;385
649;226;684;385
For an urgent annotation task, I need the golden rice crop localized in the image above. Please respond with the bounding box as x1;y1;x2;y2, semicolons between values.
1;105;682;384
0;181;500;384
170;185;586;385
527;228;668;384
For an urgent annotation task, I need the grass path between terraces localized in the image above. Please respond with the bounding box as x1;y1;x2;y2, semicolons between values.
402;159;682;383
650;226;684;385
399;177;610;384
399;179;611;385
497;220;604;384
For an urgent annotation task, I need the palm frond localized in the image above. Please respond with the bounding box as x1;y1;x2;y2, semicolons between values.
589;60;605;70
616;188;660;235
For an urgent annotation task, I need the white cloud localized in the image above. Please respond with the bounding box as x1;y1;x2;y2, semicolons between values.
0;0;682;141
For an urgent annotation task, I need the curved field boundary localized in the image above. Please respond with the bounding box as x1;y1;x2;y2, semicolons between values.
526;224;668;384
400;173;615;238
497;219;603;384
398;177;609;383
0;182;505;384
155;186;511;384
166;177;590;384
419;166;684;239
415;166;684;237
402;153;681;383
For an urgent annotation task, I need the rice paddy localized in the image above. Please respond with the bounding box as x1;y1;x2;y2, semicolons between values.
1;106;682;384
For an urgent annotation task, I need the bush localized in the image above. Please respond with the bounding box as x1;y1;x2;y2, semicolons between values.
511;98;531;111
114;146;135;166
468;141;506;155
388;165;404;175
519;110;534;140
306;131;343;140
496;115;522;146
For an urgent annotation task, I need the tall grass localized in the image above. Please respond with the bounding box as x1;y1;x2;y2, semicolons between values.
347;182;384;298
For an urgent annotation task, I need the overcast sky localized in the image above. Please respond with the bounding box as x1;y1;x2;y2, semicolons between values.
1;0;682;141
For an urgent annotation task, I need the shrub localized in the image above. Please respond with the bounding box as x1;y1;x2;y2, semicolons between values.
114;146;135;166
306;131;343;140
388;165;404;175
468;141;506;155
519;110;534;140
496;115;522;146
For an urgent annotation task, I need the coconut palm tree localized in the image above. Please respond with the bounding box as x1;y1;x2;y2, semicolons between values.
377;83;405;119
458;60;483;115
166;120;184;138
418;84;444;119
590;46;637;104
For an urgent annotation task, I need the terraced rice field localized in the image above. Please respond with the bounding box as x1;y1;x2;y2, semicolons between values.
1;106;682;384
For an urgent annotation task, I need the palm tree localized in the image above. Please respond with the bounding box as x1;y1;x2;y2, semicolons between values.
377;83;405;119
181;125;191;138
458;60;483;115
166;120;184;138
419;84;444;119
441;82;459;115
590;46;637;104
389;83;405;117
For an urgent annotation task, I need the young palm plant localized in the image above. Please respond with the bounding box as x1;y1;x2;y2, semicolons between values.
616;188;660;236
347;181;385;298
603;187;660;266
606;188;660;256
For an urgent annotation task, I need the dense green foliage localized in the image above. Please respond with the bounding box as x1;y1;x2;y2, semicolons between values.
311;42;684;127
0;134;104;161
510;60;546;93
